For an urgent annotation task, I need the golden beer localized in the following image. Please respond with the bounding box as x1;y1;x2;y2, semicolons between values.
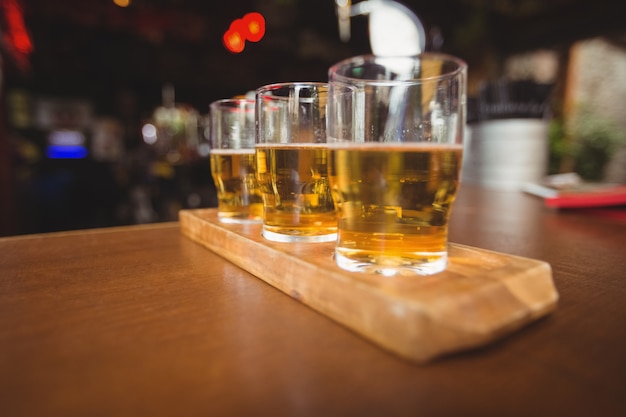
210;149;263;223
256;143;337;241
329;143;463;274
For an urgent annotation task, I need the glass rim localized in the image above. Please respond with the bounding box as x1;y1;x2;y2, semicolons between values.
209;98;255;111
255;81;329;99
328;53;468;85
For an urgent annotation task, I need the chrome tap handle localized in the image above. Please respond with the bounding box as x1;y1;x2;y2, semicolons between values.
335;0;425;55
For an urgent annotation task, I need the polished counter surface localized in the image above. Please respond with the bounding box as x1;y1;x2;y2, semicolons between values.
2;186;625;417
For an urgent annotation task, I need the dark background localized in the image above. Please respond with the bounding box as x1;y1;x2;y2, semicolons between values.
1;0;625;236
9;0;626;105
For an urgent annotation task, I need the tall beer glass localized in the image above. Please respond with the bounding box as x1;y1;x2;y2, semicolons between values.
209;99;263;224
255;82;337;242
327;54;468;275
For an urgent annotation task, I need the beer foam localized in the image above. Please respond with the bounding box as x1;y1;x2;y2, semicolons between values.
327;141;463;151
210;148;256;155
255;143;329;148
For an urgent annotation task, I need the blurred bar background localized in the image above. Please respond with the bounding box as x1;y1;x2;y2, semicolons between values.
1;0;625;236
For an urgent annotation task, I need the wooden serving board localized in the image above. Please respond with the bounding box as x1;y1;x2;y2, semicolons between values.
179;209;558;363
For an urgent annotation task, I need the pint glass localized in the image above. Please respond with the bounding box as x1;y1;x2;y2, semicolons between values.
327;54;468;275
255;82;337;242
209;99;263;224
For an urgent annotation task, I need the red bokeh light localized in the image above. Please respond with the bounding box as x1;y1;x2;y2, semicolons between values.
242;12;265;42
2;0;33;55
223;12;265;53
223;28;245;53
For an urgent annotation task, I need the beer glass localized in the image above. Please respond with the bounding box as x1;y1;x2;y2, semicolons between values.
209;98;263;224
327;54;468;275
255;82;337;242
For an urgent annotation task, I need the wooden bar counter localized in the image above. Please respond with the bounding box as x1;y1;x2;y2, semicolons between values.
2;186;625;417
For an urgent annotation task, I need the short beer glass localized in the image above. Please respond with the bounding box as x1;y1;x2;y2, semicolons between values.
209;99;263;224
255;82;337;242
327;54;468;275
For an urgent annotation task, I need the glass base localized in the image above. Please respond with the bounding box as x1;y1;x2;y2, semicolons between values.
218;215;263;225
262;227;337;243
334;250;447;276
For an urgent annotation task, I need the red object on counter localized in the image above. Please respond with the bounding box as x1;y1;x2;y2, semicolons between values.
544;185;626;208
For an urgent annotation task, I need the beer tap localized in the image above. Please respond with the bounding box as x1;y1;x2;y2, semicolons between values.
333;0;429;142
334;0;426;56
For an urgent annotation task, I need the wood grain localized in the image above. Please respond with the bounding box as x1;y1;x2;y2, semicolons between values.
3;187;626;417
180;208;559;363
